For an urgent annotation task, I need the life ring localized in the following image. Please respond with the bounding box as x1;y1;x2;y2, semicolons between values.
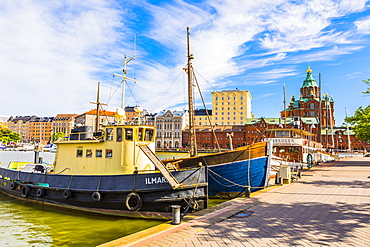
20;185;31;198
63;189;72;199
10;182;17;190
125;192;142;211
92;191;101;202
36;188;45;198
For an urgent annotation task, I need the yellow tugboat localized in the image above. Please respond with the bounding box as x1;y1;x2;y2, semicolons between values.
0;56;207;219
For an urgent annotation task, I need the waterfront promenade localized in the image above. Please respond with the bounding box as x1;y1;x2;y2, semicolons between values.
102;157;370;246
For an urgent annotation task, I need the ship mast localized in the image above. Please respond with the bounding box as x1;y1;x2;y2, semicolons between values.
90;82;107;132
114;55;136;116
187;27;197;157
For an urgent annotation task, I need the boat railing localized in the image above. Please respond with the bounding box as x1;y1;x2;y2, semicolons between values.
60;131;104;142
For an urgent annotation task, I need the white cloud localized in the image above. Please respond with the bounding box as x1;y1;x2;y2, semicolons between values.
0;1;128;116
1;0;369;119
259;0;368;53
355;16;370;34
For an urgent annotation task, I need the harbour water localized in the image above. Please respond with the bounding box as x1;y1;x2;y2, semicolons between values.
0;151;165;246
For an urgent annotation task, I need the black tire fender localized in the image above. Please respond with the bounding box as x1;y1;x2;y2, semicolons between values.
63;189;72;199
20;185;31;198
92;191;101;202
10;181;17;190
125;192;142;211
36;188;45;198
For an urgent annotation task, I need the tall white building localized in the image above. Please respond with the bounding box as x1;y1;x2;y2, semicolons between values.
155;110;188;149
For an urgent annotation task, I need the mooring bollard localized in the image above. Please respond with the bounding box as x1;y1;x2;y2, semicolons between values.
171;205;181;225
245;186;251;198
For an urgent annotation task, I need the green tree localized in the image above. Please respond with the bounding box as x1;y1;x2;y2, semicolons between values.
345;79;370;142
362;79;370;95
52;132;65;142
345;106;370;142
0;128;20;144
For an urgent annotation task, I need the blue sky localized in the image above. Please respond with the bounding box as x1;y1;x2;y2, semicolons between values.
0;0;369;126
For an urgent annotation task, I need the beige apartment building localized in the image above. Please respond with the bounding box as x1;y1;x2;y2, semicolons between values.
53;114;79;135
195;89;253;126
7;116;54;145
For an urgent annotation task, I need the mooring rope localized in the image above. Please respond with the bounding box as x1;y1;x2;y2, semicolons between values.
208;168;266;189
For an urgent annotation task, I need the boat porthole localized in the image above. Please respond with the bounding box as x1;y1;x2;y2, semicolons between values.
10;182;17;190
36;188;45;198
125;192;142;211
20;185;30;198
63;189;72;199
92;191;101;202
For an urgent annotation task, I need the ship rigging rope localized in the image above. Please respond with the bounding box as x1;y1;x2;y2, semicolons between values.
149;70;183;113
193;70;221;151
192;67;266;145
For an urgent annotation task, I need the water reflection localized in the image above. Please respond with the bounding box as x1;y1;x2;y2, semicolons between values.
0;150;164;246
0;193;164;246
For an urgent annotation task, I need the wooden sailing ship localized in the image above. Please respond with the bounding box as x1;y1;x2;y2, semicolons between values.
163;27;273;198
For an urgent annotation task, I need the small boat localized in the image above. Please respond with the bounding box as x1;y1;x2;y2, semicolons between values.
265;127;335;170
42;143;57;152
0;57;207;219
162;28;273;198
0;144;6;150
17;144;35;151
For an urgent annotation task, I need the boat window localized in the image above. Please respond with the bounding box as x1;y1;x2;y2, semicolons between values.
96;149;102;158
276;130;290;137
137;128;144;141
76;149;83;157
106;128;113;141
125;128;133;141
106;149;113;158
86;149;92;158
117;128;122;142
145;129;154;141
279;147;285;153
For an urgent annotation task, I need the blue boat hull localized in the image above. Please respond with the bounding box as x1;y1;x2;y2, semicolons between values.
208;157;268;197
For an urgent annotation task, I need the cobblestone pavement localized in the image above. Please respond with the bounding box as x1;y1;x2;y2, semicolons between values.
109;157;370;247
